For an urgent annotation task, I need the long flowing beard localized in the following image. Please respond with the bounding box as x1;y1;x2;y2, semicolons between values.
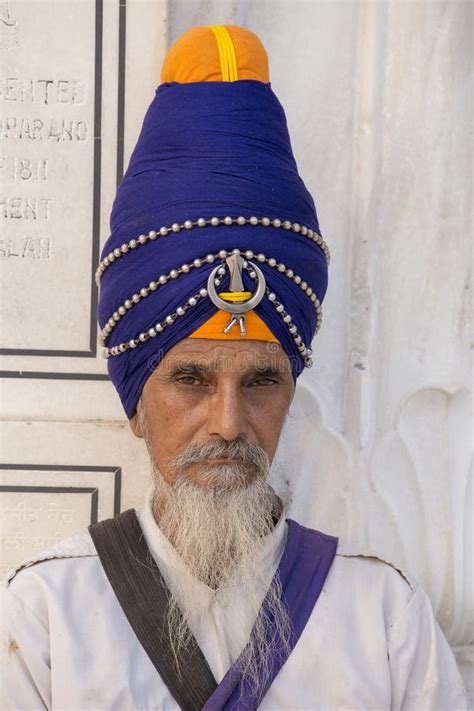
153;472;292;701
137;405;292;700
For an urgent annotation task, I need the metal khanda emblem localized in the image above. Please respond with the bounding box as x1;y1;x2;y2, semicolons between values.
207;254;266;336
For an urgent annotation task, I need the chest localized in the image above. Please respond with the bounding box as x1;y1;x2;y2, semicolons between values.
48;586;391;710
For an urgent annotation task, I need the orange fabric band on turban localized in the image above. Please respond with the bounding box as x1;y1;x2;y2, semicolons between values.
188;309;279;343
161;25;278;344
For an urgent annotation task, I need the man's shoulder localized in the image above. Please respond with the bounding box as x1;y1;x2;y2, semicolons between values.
290;518;417;595
3;530;98;588
308;540;423;635
288;519;419;623
334;543;417;593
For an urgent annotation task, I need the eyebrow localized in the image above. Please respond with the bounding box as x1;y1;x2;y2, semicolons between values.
254;365;284;377
171;362;211;373
168;362;286;377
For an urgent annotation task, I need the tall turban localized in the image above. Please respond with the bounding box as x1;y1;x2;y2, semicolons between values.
97;25;330;418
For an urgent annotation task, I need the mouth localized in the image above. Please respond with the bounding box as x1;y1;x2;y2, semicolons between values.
201;457;236;463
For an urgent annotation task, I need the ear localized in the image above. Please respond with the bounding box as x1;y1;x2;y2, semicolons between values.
130;412;143;439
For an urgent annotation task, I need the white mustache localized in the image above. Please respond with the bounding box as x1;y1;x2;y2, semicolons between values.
167;437;270;475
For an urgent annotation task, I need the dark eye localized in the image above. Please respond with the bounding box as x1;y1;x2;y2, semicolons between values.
250;377;279;387
175;375;205;386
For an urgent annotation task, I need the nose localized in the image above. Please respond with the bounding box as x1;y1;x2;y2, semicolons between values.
206;382;248;442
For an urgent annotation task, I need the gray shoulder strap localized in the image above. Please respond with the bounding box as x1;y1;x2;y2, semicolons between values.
89;509;217;711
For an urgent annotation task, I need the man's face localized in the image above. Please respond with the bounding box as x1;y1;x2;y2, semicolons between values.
130;338;295;487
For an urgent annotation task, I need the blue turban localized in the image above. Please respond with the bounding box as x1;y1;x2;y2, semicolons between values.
97;79;329;418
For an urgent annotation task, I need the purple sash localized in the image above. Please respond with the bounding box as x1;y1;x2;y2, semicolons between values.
202;519;338;710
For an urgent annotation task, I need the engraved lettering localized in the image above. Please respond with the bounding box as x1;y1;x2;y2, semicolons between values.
0;77;87;105
24;198;37;220
36;237;51;258
22;236;36;258
0;116;87;141
35;79;54;104
61;119;73;141
5;77;19;101
33;118;44;140
76;120;87;141
0;531;26;549
0;236;52;259
19;118;32;139
0;197;53;219
9;197;23;218
0;157;48;181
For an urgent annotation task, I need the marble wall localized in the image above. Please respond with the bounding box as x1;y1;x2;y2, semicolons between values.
0;0;163;573
1;0;472;699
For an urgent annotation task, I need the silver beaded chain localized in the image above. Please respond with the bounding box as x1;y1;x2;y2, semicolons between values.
100;247;322;348
99;251;220;345
102;251;320;366
103;284;214;358
243;263;314;367
103;268;229;359
95;215;330;286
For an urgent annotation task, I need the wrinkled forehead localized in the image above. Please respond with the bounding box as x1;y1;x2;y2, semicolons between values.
155;338;292;375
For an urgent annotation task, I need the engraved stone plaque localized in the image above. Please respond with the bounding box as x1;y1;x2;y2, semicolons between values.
0;0;98;354
0;461;122;577
0;0;167;416
0;418;151;576
0;489;94;578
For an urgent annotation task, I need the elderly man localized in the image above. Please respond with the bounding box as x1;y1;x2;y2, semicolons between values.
1;25;468;710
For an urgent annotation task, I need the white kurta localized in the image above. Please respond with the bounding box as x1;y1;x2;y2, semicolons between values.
1;487;468;710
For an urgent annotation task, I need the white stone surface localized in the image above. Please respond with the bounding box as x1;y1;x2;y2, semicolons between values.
0;418;150;579
1;0;472;701
168;0;473;697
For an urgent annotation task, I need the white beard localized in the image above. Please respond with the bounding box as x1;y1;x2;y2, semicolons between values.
137;405;291;699
152;471;291;700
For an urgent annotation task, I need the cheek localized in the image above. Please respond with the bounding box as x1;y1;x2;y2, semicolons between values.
246;389;291;448
144;389;203;458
